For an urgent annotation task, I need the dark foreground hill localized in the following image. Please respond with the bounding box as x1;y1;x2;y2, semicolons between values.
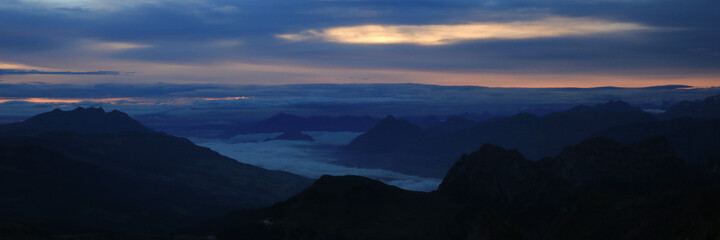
185;175;511;240
192;136;720;240
0;107;312;233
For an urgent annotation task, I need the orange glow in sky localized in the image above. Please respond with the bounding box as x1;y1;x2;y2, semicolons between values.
0;96;254;105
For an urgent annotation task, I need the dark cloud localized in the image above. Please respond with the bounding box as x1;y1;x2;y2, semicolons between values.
0;0;717;78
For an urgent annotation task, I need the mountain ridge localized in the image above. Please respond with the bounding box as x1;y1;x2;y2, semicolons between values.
0;107;152;136
0;108;312;233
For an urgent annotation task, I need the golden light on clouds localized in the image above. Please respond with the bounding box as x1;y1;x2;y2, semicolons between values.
0;62;58;71
278;17;654;45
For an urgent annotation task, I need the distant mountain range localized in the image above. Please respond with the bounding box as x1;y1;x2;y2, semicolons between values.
143;113;382;138
4;94;720;239
139;112;497;139
341;100;657;177
340;95;720;177
663;94;720;119
188;136;720;239
0;107;311;233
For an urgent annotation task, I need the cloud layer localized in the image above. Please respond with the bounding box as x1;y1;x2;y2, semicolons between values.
279;17;654;45
0;0;717;85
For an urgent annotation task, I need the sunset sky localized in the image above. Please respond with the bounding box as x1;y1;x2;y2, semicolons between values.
1;0;718;87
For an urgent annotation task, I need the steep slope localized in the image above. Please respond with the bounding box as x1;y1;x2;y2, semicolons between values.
0;108;312;233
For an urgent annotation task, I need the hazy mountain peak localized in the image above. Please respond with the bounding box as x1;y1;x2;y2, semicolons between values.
345;114;425;152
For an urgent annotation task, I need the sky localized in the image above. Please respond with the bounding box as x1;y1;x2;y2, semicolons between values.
0;0;718;87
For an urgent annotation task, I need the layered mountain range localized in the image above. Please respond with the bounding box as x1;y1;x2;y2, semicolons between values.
3;94;720;239
190;136;720;239
341;95;720;177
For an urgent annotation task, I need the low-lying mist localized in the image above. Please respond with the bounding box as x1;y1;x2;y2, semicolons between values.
191;131;441;192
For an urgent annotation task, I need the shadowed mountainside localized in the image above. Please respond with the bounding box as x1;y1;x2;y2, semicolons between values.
195;137;720;240
0;107;312;233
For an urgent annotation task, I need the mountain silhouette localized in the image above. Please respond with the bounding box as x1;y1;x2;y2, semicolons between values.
344;115;427;152
663;94;720;119
0;108;312;233
186;175;518;240
0;107;151;136
342;100;657;177
439;137;713;239
596;117;720;164
193;136;720;239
